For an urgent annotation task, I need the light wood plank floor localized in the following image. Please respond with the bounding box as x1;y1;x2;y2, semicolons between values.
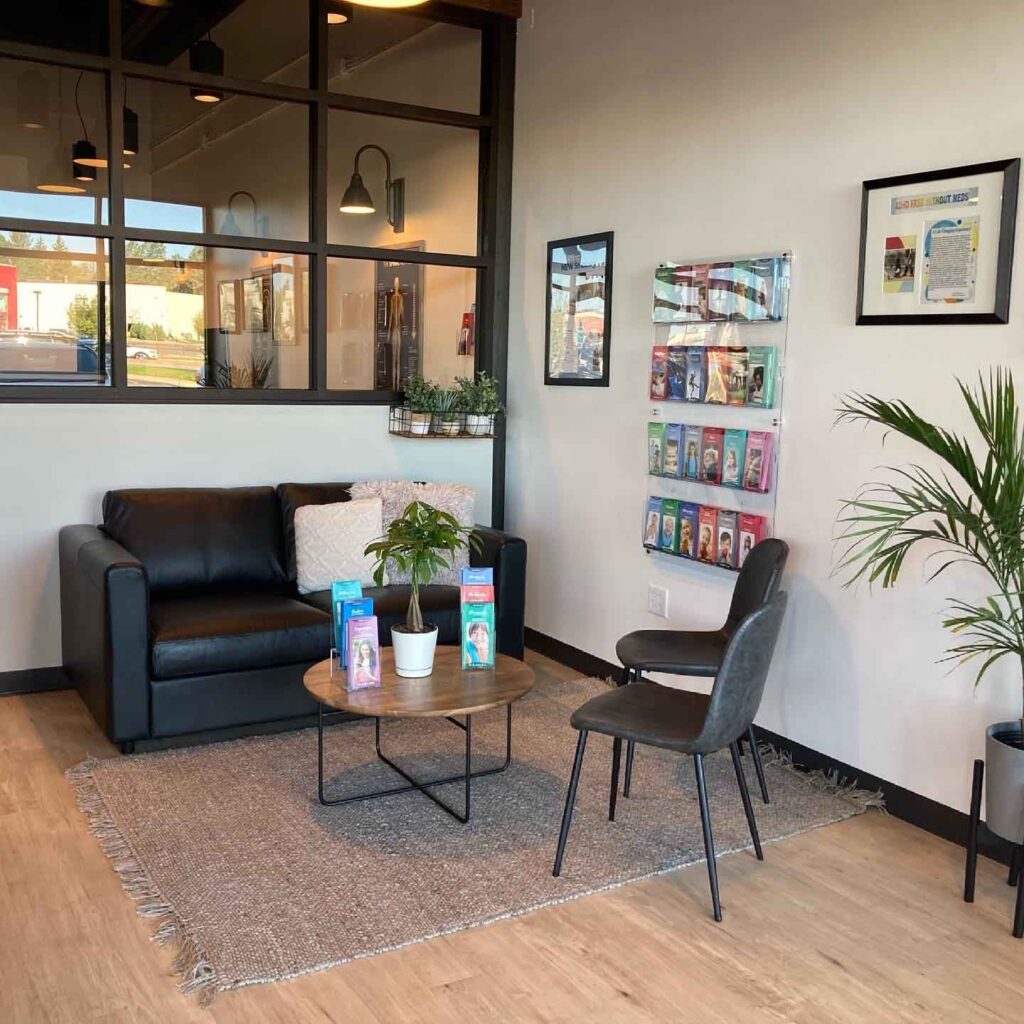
1;650;1022;1023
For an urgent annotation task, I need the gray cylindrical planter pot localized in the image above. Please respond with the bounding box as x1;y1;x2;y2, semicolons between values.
985;721;1024;844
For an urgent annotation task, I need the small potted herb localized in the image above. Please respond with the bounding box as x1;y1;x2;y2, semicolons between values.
364;501;480;677
403;375;435;435
456;371;504;436
432;386;462;436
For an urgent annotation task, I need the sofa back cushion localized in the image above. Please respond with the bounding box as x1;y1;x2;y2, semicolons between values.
103;487;288;595
276;482;353;584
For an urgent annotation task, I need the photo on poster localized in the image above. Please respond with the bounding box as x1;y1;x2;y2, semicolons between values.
883;234;916;294
375;245;424;391
923;216;979;304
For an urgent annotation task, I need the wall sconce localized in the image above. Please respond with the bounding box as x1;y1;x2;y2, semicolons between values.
220;190;269;256
339;144;405;233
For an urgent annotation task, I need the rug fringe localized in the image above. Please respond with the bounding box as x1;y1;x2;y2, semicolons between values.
758;744;887;812
65;757;221;1005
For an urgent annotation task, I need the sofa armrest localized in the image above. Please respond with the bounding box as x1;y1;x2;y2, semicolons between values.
470;526;527;660
59;525;150;745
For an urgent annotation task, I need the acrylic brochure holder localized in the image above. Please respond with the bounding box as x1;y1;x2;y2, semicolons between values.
644;252;790;576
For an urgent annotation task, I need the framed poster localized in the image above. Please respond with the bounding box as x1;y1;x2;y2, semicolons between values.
856;158;1020;324
545;231;613;386
217;280;238;333
374;242;424;391
242;273;271;333
271;261;297;345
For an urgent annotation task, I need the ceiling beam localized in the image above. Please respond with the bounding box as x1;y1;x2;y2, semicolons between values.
441;0;522;17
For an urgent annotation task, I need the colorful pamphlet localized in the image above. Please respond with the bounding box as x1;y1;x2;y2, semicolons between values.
743;431;774;492
461;584;495;604
659;499;680;554
705;347;729;404
331;579;363;658
647;421;666;475
700;426;724;485
666;346;687;401
721;429;748;488
717;510;739;569
683;424;702;478
684;347;706;402
462;601;496;669
663;423;683;478
653;263;709;323
738;513;765;568
697;506;718;563
340;597;374;668
746;345;777;407
654;257;786;324
678;502;700;558
643;497;662;549
650;346;668;400
346;615;381;690
460;567;493;586
726;347;748;406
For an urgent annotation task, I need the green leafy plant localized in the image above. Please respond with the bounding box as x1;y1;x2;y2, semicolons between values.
456;371;504;416
433;386;461;422
365;501;481;632
836;369;1024;727
403;375;436;413
198;353;275;389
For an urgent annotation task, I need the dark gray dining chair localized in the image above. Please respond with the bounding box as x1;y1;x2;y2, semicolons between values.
616;538;789;804
552;591;788;922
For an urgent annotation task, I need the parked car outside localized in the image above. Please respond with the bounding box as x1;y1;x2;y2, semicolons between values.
127;345;158;359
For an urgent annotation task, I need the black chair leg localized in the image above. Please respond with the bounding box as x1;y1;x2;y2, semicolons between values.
1014;857;1024;938
964;759;984;903
730;742;764;860
553;730;589;878
624;741;635;798
618;665;631;687
747;726;770;804
693;753;722;922
1009;845;1022;887
610;737;621;821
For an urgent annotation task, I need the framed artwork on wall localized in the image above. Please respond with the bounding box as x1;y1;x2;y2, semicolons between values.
217;281;238;334
544;231;613;386
856;158;1020;325
271;261;297;346
242;272;272;333
374;242;424;391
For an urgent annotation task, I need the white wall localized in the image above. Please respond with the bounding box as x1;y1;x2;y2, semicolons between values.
0;404;491;673
507;0;1024;814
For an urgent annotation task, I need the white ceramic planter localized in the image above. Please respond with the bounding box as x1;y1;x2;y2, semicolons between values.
985;721;1024;844
391;625;438;678
409;412;431;435
433;415;461;436
465;413;494;436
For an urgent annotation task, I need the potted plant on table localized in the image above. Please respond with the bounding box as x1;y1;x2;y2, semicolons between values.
432;385;462;436
456;371;504;436
836;369;1024;847
404;375;435;435
364;500;480;677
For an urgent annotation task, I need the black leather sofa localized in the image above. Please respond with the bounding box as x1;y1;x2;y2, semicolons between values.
59;483;527;750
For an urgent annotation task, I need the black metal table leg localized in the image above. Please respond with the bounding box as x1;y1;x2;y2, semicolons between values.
1015;852;1024;938
317;702;514;824
1009;845;1022;887
964;759;984;903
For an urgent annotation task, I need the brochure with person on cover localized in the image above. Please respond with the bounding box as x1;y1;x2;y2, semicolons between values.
340;597;374;668
683;424;702;478
659;498;680;554
663;423;683;477
463;602;495;668
346;616;381;690
643;496;662;549
722;429;748;488
678;502;700;558
746;345;777;407
647;421;666;475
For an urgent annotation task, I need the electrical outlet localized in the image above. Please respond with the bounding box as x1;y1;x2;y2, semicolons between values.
648;584;669;618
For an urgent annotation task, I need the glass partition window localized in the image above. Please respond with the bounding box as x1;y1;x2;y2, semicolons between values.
327;256;477;391
125;243;309;390
0;231;110;385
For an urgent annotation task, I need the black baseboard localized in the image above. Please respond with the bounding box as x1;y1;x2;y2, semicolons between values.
0;666;69;696
526;627;1016;868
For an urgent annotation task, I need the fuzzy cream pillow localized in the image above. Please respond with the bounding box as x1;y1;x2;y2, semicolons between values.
293;497;386;594
349;481;476;586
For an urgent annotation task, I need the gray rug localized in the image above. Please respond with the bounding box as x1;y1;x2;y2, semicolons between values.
68;678;880;1004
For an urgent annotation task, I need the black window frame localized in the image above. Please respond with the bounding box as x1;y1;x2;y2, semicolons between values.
0;0;515;410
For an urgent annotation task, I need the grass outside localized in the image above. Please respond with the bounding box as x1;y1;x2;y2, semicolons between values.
127;364;196;382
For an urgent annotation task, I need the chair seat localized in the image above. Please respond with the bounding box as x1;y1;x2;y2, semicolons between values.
571;682;713;753
150;593;331;680
615;629;727;677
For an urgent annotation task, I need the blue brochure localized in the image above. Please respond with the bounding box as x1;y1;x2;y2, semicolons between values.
331;580;363;655
460;567;493;586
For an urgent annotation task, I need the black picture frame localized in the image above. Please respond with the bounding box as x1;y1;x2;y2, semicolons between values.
856;158;1020;325
544;231;613;386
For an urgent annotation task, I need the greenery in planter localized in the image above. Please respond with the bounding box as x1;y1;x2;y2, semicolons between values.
365;501;480;633
403;375;436;413
836;369;1024;729
456;371;505;416
432;386;461;425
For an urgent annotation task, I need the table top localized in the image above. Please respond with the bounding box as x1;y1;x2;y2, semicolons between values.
303;647;535;718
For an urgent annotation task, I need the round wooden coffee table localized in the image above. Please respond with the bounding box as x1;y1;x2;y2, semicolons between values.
304;647;534;823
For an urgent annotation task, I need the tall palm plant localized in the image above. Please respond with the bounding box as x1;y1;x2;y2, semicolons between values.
836;369;1024;729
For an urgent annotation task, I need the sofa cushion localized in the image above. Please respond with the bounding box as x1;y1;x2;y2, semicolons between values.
300;584;461;647
294;497;385;594
103;487;288;595
277;482;353;584
150;593;332;680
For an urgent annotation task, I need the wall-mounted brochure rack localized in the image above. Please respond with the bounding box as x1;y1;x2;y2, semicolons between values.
643;252;790;576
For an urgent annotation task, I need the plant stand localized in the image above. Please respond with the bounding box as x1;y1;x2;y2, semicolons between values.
963;758;1024;937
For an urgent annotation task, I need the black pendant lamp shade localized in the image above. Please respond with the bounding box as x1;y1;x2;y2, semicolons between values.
190;39;224;103
327;1;354;23
339;144;405;232
339;172;374;214
123;106;139;156
72;139;97;181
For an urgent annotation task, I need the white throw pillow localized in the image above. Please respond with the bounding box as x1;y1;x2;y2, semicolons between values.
294;497;386;595
349;481;476;586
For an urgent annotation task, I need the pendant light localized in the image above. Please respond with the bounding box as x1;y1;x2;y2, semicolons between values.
123;81;139;157
17;68;49;129
71;72;102;180
326;1;354;23
190;38;224;103
347;1;429;7
37;72;85;194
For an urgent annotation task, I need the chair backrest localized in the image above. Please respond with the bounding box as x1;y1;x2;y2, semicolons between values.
724;538;789;633
696;590;788;753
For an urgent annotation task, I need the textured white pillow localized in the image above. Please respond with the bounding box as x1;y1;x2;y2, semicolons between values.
349;481;476;586
294;497;386;595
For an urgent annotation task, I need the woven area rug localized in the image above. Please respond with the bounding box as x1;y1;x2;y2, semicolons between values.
68;677;881;1003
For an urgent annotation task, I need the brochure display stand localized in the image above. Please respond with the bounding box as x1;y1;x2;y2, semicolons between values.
643;253;790;575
